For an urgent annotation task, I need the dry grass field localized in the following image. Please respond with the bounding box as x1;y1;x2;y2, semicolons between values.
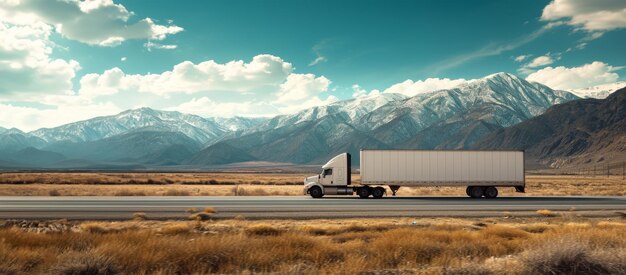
0;216;624;274
0;173;624;196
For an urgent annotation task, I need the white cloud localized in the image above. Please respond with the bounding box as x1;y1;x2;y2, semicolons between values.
0;0;183;46
526;61;622;90
276;73;331;103
144;41;177;51
308;39;330;66
79;55;294;96
526;55;554;68
383;78;468;97
0;21;79;97
514;55;531;62
79;67;126;97
0;100;121;131
542;0;626;32
351;84;380;98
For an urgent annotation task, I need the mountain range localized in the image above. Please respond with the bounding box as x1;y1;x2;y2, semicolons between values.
0;72;622;170
477;86;626;169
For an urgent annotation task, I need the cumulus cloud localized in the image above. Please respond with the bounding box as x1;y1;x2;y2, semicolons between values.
276;73;331;103
79;55;294;96
0;0;182;46
541;0;626;32
351;84;380;98
80;54;336;116
526;55;555;68
526;61;622;90
0;22;79;97
383;78;468;97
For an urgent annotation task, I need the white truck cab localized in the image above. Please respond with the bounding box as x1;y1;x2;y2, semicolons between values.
303;153;352;198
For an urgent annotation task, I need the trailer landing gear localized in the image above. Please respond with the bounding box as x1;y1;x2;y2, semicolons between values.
389;185;400;196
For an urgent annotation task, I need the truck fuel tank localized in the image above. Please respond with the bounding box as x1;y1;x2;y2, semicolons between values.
323;187;353;195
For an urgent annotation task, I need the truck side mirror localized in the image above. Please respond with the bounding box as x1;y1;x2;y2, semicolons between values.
318;175;321;179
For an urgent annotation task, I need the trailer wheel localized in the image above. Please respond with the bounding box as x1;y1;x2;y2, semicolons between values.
465;186;471;196
309;186;324;198
468;186;484;198
357;187;370;198
484;187;498;198
372;187;385;199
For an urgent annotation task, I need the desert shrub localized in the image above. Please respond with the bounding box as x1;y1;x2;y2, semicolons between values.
521;237;612;274
442;264;494;275
189;213;212;221
163;189;190;196
203;207;217;214
536;209;556;217
80;223;109;234
133;212;147;221
50;250;117;275
160;224;190;235
114;189;145;196
481;225;529;239
49;189;61;196
245;224;283;236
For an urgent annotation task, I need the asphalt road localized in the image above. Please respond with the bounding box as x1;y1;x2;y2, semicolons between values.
0;196;624;220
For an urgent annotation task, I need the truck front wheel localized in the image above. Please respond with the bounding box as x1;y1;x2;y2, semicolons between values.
309;186;324;198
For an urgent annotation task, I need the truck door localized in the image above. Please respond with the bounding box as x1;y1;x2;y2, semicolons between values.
321;168;334;185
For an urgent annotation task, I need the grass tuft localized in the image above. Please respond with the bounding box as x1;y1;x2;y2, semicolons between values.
189;213;212;221
245;224;283;236
133;212;147;221
536;209;556;217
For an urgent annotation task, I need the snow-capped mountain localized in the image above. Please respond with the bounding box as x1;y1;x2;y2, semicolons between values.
258;93;406;131
30;108;228;144
358;72;578;147
192;73;579;165
568;82;626;99
207;117;267;132
0;72;582;168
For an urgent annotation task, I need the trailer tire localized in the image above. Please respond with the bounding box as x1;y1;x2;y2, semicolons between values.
357;187;370;198
466;186;471;196
484;187;498;198
468;186;484;198
372;187;385;199
309;186;324;198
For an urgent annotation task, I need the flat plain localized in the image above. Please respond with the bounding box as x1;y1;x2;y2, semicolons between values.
0;173;624;196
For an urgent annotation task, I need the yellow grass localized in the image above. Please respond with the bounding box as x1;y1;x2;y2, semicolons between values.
0;173;624;196
0;217;624;274
536;209;556;217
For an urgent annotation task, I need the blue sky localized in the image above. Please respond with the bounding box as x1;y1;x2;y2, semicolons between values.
1;0;625;130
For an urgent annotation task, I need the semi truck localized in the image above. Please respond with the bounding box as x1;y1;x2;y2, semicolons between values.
304;149;525;199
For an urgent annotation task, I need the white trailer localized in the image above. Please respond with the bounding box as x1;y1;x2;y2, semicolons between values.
303;149;525;199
